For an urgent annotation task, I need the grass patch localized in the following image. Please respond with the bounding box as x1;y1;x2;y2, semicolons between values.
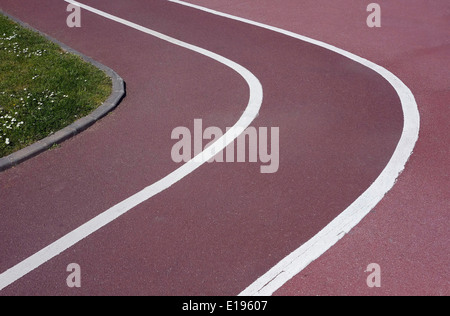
0;14;112;157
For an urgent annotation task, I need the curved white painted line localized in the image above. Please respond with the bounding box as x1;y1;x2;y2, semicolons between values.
0;1;263;291
168;0;421;296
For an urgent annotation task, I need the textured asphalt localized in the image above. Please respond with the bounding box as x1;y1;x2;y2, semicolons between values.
0;0;427;296
183;0;450;296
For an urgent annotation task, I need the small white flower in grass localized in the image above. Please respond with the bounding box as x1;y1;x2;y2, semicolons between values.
5;138;10;145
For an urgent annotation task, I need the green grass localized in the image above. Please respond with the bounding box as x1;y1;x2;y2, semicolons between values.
0;14;112;157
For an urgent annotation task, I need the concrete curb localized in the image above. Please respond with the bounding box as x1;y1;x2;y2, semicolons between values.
0;11;126;172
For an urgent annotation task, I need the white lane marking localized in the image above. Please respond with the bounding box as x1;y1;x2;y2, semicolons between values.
168;0;421;296
0;0;263;291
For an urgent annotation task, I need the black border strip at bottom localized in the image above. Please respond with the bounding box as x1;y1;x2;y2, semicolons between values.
0;11;126;172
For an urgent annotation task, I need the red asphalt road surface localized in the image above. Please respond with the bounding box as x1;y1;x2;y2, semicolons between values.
182;0;450;296
0;0;446;295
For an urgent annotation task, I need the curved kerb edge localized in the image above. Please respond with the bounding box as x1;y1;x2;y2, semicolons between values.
0;11;126;172
0;1;263;292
